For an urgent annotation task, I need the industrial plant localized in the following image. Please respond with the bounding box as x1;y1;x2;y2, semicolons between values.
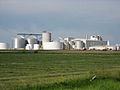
0;31;120;51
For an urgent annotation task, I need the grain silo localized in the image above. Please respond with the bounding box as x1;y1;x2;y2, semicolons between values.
42;31;51;43
27;36;38;44
25;36;38;50
14;36;26;49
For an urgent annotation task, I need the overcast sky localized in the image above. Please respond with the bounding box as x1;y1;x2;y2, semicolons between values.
0;0;120;45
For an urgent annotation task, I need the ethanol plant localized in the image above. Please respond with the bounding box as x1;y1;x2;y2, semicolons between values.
0;31;119;51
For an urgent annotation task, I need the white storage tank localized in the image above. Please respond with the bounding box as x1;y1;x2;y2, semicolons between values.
14;36;26;49
33;44;39;50
75;40;84;50
42;31;51;43
27;36;38;44
43;42;63;50
25;44;33;50
0;43;8;50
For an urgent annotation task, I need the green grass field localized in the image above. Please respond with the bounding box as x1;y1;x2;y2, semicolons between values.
0;51;120;90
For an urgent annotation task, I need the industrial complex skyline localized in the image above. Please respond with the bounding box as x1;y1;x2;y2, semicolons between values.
0;0;120;44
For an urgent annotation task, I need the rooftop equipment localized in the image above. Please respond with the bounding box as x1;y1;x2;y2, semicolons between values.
90;35;102;41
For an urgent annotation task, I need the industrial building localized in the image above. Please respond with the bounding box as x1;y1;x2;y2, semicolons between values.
11;31;120;50
0;31;119;51
12;31;63;50
63;35;108;50
14;31;108;50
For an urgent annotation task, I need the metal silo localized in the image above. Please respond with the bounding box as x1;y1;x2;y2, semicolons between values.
14;36;26;49
27;36;38;44
75;40;84;50
42;31;51;43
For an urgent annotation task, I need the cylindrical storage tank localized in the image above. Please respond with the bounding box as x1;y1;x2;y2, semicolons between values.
25;44;33;50
75;40;84;50
43;42;63;50
27;36;38;44
33;44;39;50
14;36;26;49
42;31;51;43
0;43;8;50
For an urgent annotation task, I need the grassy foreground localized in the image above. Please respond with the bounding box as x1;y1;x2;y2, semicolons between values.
0;51;120;90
